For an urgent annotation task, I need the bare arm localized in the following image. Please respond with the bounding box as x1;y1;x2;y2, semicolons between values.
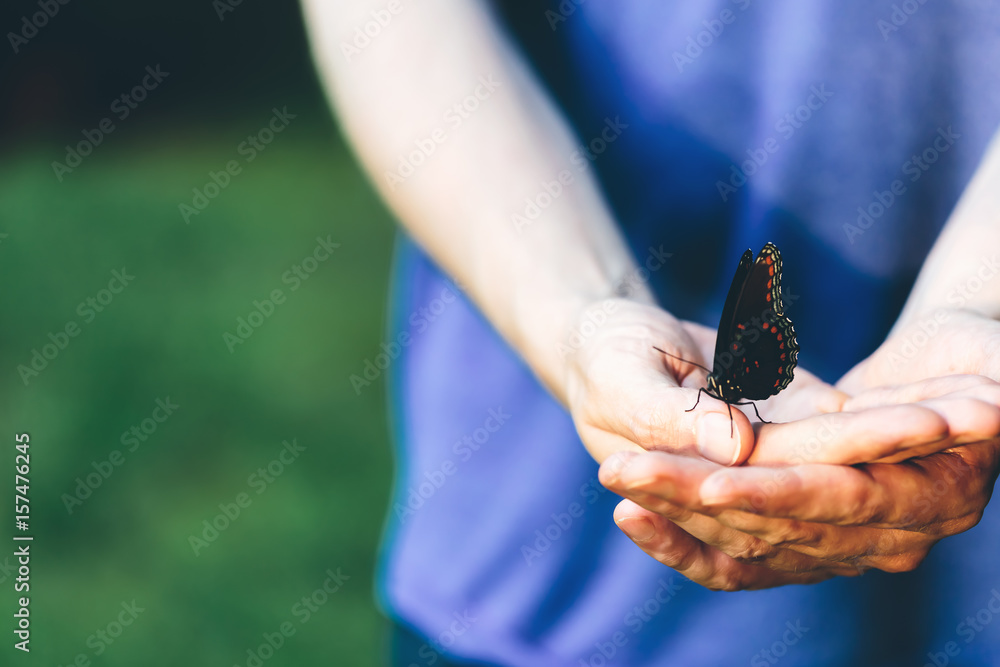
301;0;1000;591
301;0;647;402
838;127;1000;392
895;129;1000;328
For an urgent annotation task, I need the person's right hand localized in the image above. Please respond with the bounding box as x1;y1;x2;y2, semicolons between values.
561;299;918;466
598;374;1000;590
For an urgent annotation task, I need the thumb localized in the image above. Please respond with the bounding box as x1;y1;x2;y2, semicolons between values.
677;388;755;466
643;347;755;466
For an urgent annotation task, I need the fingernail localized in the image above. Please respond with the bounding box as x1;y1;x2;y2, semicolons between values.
700;473;736;506
616;516;655;543
697;412;742;466
600;451;639;485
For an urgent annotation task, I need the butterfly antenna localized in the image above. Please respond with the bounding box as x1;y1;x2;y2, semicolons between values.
652;346;712;374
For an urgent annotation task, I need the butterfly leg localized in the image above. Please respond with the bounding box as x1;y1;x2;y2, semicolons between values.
734;400;771;424
684;388;708;413
686;388;737;435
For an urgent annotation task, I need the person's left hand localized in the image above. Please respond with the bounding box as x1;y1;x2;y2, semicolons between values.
599;374;1000;590
838;308;1000;394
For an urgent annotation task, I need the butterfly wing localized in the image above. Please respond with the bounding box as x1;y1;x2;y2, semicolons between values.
713;243;799;401
712;249;754;372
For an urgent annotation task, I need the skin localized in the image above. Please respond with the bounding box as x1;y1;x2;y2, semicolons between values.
604;179;1000;590
302;0;1000;591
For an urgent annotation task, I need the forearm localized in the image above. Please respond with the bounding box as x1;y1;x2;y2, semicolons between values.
302;0;652;402
894;127;1000;330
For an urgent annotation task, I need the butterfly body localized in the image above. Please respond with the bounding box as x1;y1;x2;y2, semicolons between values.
656;242;799;428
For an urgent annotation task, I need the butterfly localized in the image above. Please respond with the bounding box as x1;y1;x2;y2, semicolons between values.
655;242;799;433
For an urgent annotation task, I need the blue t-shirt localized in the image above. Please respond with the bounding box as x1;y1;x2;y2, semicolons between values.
377;2;1000;665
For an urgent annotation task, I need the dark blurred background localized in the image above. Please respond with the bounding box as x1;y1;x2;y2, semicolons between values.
1;0;397;664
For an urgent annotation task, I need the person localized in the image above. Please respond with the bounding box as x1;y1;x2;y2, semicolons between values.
302;1;1000;664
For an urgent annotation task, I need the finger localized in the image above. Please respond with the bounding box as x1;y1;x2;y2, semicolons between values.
613;500;836;590
753;377;849;423
698;446;997;530
603;452;892;573
836;377;1000;462
601;450;949;571
617;488;862;575
600;450;719;508
836;314;1000;394
842;375;1000;411
593;343;755;465
749;406;949;465
872;397;1000;462
705;506;934;573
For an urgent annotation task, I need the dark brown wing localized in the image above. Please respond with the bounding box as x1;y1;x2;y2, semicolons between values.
712;243;799;401
711;249;754;374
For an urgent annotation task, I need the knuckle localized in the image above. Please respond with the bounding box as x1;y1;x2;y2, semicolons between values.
939;510;984;536
726;540;774;564
655;544;698;572
971;384;1000;407
705;574;745;592
631;402;674;447
877;550;928;574
843;484;883;526
636;496;688;521
767;520;825;549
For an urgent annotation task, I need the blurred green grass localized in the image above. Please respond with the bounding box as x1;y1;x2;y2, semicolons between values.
0;109;397;665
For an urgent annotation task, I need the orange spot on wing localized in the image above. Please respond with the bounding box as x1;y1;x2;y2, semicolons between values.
777;333;782;341
770;326;777;334
767;278;773;289
766;293;772;302
779;342;785;349
769;265;775;276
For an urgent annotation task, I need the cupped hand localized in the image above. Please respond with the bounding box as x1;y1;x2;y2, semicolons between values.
563;299;846;466
599;374;1000;590
839;308;1000;392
